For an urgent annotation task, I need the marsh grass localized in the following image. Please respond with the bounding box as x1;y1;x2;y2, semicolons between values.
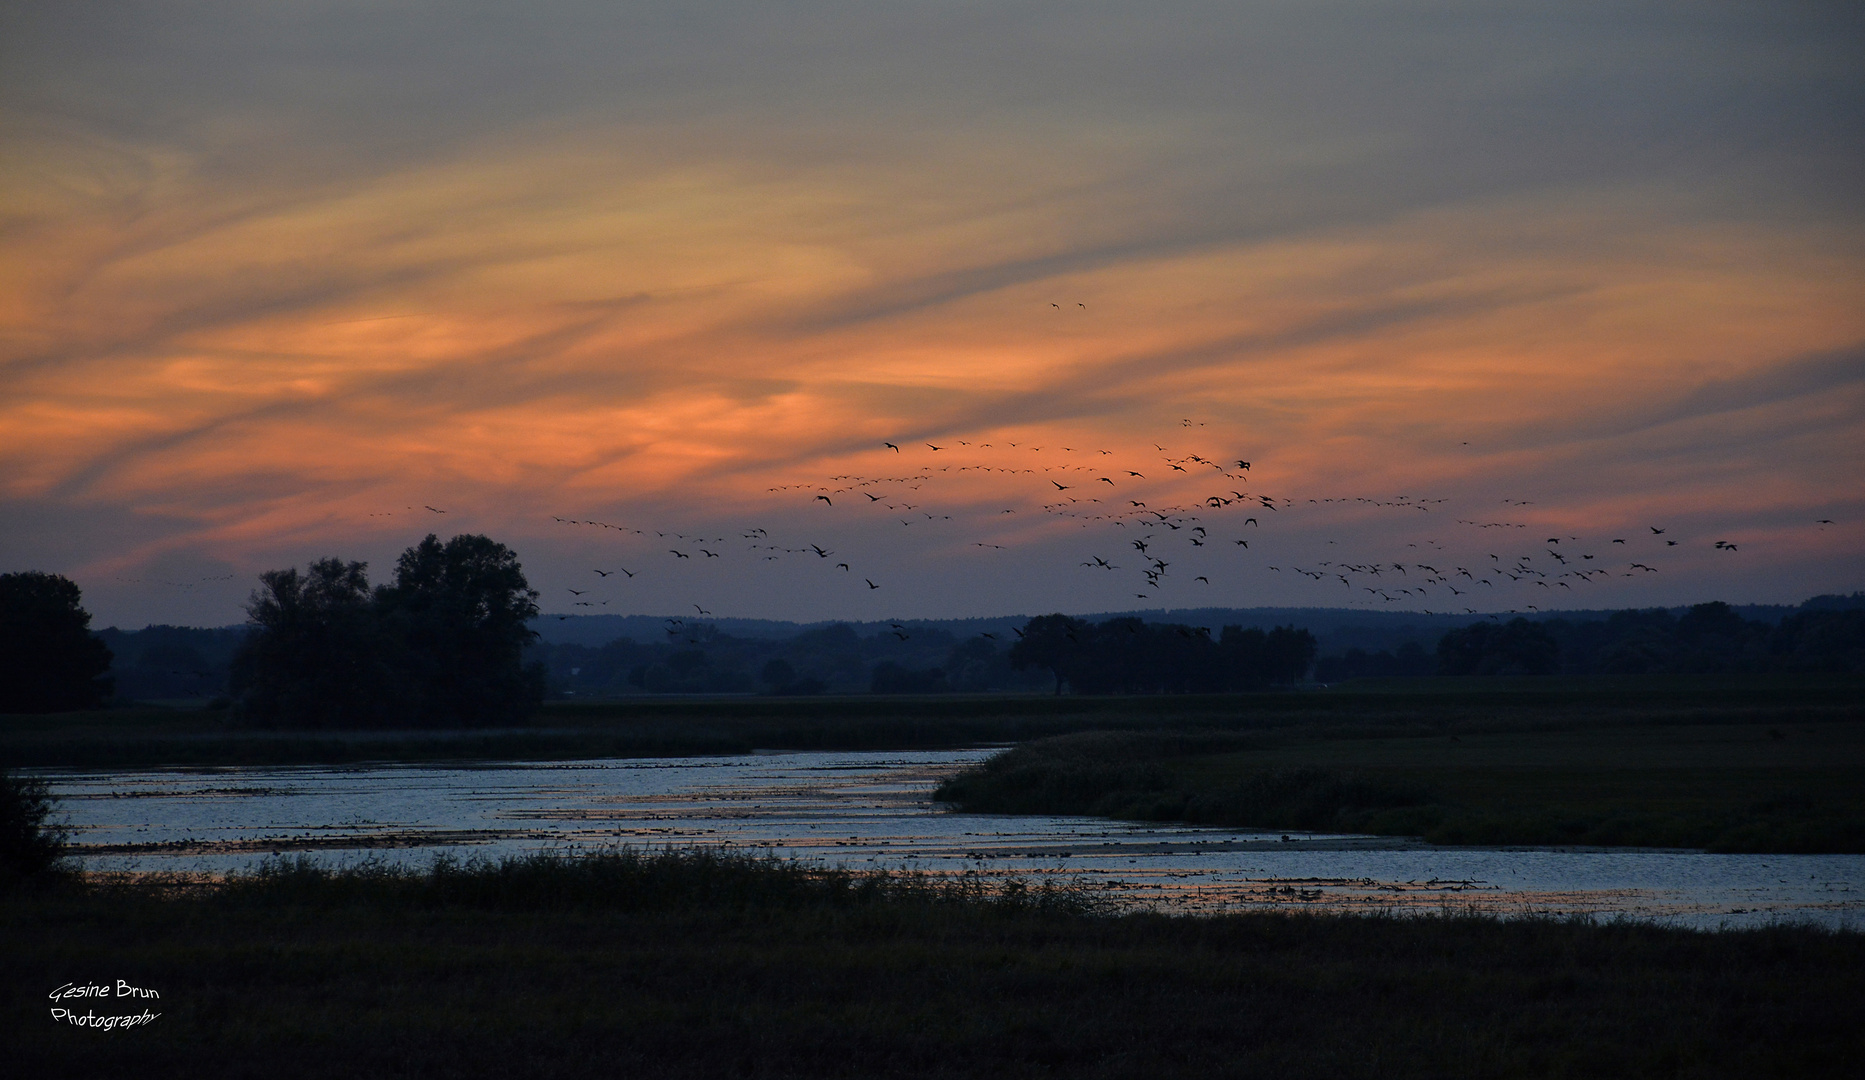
936;723;1865;852
6;848;1861;1078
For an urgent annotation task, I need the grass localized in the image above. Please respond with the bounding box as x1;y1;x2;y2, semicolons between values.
3;673;1859;768
935;718;1865;852
6;848;1861;1078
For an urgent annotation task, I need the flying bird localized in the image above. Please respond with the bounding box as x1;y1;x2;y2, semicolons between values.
884;442;900;452
866;579;880;589
816;495;832;505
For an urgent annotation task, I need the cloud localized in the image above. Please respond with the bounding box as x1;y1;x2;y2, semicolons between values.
1;2;1861;624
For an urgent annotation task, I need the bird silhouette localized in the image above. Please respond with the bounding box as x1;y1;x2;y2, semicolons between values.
866;579;880;589
816;495;832;505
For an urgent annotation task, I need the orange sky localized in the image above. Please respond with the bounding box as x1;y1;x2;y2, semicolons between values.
2;3;1861;625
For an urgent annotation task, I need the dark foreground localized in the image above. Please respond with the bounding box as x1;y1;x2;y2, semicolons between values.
6;851;1861;1078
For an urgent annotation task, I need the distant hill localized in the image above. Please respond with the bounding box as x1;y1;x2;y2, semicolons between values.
527;599;1853;653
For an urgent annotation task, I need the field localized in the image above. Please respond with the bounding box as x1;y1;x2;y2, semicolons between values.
7;849;1862;1078
3;674;1857;768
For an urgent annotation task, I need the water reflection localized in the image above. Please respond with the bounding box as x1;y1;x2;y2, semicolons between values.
42;749;1863;930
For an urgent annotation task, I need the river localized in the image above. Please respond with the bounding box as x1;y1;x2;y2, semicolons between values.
39;749;1864;930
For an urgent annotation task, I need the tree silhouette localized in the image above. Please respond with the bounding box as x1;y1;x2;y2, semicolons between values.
0;571;113;713
231;535;545;728
230;558;402;728
376;534;545;727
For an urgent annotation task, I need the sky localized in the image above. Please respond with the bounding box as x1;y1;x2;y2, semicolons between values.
2;1;1861;629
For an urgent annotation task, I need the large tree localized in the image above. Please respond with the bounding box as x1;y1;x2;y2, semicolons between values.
0;571;113;713
232;536;546;728
1008;614;1090;694
229;558;404;728
376;534;545;727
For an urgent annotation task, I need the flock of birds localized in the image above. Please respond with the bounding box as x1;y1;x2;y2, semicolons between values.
521;419;1809;625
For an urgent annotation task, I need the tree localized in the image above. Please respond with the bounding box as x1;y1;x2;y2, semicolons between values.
0;769;68;886
1009;614;1090;694
1437;618;1560;676
375;534;545;727
230;558;403;728
0;571;113;713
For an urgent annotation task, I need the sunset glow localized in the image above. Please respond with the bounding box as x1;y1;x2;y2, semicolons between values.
2;3;1860;625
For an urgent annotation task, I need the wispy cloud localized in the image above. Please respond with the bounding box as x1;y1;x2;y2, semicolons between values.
2;2;1860;624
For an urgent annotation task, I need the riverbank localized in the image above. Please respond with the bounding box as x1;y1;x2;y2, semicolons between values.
935;714;1865;852
4;674;1857;768
7;849;1860;1078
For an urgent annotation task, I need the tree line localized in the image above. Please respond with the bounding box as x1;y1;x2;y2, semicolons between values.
228;534;545;727
1326;600;1865;679
5;550;1858;723
1006;614;1319;694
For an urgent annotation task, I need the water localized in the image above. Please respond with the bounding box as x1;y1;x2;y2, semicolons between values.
39;749;1864;930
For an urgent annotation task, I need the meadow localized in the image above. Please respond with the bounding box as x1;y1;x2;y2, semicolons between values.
8;849;1861;1078
3;674;1856;768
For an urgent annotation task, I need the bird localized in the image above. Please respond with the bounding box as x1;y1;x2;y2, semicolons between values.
593;569;614;577
816;495;832;505
567;588;587;596
884;442;900;452
866;579;880;589
694;605;711;615
836;563;850;571
1650;527;1665;535
927;444;944;451
1053;481;1070;491
670;550;689;558
1196;576;1209;584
